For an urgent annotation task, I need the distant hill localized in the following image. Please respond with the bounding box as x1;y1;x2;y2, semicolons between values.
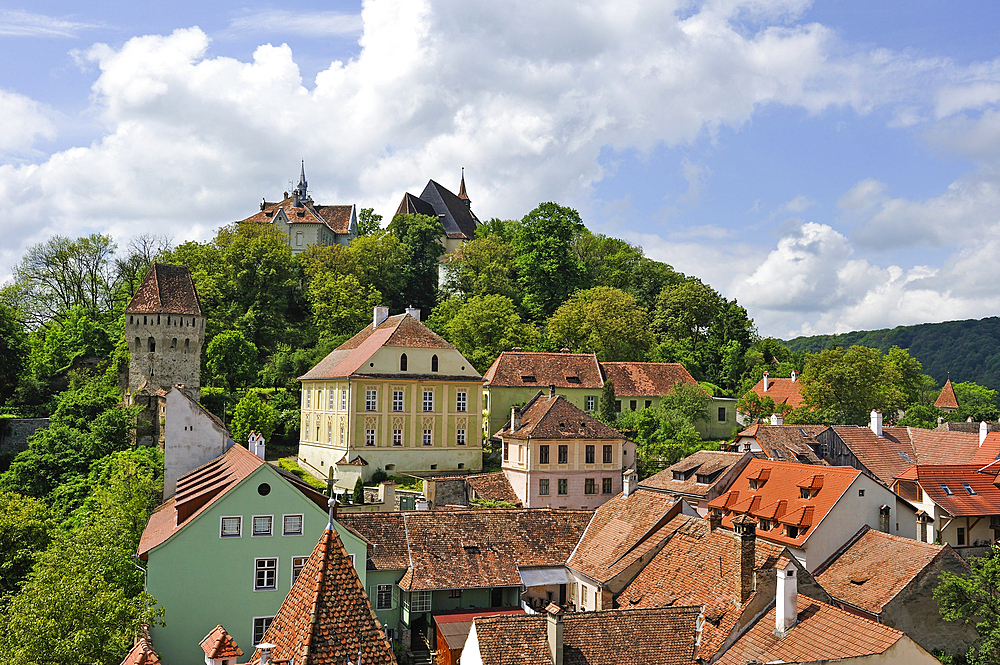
784;317;1000;392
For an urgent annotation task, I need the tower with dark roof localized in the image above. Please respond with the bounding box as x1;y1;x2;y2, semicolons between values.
394;172;481;254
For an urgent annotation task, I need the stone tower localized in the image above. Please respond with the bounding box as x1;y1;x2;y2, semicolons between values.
125;263;205;403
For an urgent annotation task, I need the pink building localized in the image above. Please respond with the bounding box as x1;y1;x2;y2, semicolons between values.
498;389;633;509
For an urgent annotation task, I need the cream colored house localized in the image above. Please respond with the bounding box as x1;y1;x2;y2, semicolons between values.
297;307;483;488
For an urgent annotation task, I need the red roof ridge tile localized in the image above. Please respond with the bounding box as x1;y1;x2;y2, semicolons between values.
199;625;243;659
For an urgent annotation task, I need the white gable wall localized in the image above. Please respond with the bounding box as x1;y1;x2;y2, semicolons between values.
163;389;234;497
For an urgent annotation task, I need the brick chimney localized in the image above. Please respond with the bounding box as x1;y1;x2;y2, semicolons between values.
732;514;756;605
511;406;521;432
549;384;556;398
708;510;722;532
546;603;564;665
762;371;769;391
775;560;798;637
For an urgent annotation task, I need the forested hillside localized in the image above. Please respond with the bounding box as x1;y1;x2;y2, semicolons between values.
784;317;1000;391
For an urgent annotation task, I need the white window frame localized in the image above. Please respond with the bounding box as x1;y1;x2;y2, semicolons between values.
423;429;432;446
253;616;274;644
375;583;393;610
586;395;595;411
456;429;466;446
366;389;377;411
340;426;345;445
329;389;335;410
411;590;432;612
393;390;404;412
423;390;434;412
254;558;278;591
393;429;403;446
306;389;311;409
539;479;550;495
220;515;242;538
291;555;308;585
341;389;347;411
282;514;304;536
456;391;468;412
252;515;273;537
366;429;376;446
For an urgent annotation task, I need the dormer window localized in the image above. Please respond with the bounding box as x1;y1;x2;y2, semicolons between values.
940;484;954;496
800;488;811;499
759;519;771;531
749;479;760;490
673;471;685;481
786;525;800;538
400;353;407;371
522;375;536;383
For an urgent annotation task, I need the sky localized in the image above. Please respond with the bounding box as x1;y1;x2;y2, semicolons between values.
2;0;1000;339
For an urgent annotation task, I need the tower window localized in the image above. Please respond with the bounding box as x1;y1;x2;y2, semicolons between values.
171;338;177;349
431;355;438;372
148;337;155;353
135;337;140;350
400;353;407;371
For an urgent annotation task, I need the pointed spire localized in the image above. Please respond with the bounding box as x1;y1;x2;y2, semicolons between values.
458;166;470;204
293;160;308;207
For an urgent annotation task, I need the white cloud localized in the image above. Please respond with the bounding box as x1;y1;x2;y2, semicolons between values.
226;10;363;38
0;88;55;152
0;10;100;37
679;159;711;205
782;195;814;213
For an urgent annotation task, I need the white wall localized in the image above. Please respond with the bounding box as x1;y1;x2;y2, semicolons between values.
459;622;484;665
163;389;234;497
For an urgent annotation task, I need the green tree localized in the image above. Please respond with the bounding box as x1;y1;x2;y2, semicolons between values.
445;236;520;302
26;306;115;382
514;203;587;320
388;213;446;313
598;379;617;426
206;330;258;392
0;491;53;598
882;346;929;408
545;287;653;361
356;207;383;237
231;391;277;447
898;403;945;429
652;280;720;353
573;232;644;292
616;406;704;478
935;545;1000;664
954;382;1000;422
306;273;382;341
475;218;521;243
0;304;27;404
735;391;779;425
444;295;540;373
353;477;365;505
347;230;408;312
660;382;712;425
798;346;905;425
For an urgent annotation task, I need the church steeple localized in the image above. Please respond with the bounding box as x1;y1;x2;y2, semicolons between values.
457;167;470;206
293;160;308;207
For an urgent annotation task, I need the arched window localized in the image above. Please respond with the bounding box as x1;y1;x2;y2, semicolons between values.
400;353;408;371
148;337;156;353
171;338;177;349
135;336;140;350
431;354;439;372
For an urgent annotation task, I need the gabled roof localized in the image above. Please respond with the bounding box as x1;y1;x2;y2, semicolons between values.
641;450;750;500
714;594;908;665
482;351;603;389
898;464;1000;516
566;489;681;584
470;606;701;665
120;638;161;665
125;263;203;316
419;179;480;239
972;432;1000;464
618;514;786;659
935;378;960;409
813;526;964;615
336;512;410;571
497;393;623;440
254;526;395;665
199;625;243;660
707;459;861;548
240;195;355;235
466;471;520;504
830;426;980;486
748;376;805;408
735;425;828;465
598;362;698;397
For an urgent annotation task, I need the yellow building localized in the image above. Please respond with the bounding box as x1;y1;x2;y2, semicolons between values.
297;307;483;489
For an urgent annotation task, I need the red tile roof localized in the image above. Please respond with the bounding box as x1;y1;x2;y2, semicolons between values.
483;351;604;389
497;393;623;440
707;459;861;548
336;512;410;571
199;625;243;659
641;451;750;500
466;471;520;504
748;376;805;408
829;426;980;486
598;362;698;397
935;379;960;409
714;594;906;665
434;608;526;651
240;195;354;235
897;464;1000;516
734;425;828;465
254;527;395;665
566;489;681;584
120;639;161;665
471;606;701;665
814;526;962;615
972;432;1000;465
125;263;203;315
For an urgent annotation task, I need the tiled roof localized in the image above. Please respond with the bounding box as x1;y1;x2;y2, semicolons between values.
466;471;520;504
299;314;476;381
830;426;980;486
618;514;785;658
199;625;243;659
254;527;395;665
901;464;1000;516
641;451;749;499
120;638;161;665
598;362;698;397
336;512;410;571
239;195;354;234
482;351;603;389
972;433;1000;465
471;606;701;665
714;594;905;665
748;377;805;408
125;263;203;315
735;425;828;464
814;526;958;615
419;179;480;240
935;379;960;409
398;509;592;591
497;393;623;440
566;489;681;584
707;459;860;548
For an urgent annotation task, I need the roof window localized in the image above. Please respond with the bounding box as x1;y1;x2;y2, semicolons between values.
566;376;581;383
940;484;954;496
522;375;536;383
962;483;977;496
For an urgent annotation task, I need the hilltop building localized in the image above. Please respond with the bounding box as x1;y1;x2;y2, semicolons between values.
394;171;480;254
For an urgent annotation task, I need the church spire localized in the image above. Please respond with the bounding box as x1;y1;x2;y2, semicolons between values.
457;167;470;205
293;160;308;207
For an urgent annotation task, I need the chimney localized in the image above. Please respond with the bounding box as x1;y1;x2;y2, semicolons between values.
560;348;570;353
405;306;421;322
770;413;783;426
762;371;769;392
981;421;988;447
790;370;798;382
249;431;265;460
549;384;556;398
708;510;722;532
870;410;883;437
546;603;564;665
937;416;945;426
373;306;389;329
511;406;521;432
623;468;637;498
774;560;798;637
257;642;276;665
732;514;756;605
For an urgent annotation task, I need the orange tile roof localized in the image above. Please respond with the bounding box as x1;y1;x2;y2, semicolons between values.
254;527;396;665
466;471;520;504
734;425;828;465
641;451;750;500
714;594;906;665
748;376;805;408
239;195;354;234
935;379;960;409
899;464;1000;516
598;362;698;397
120;638;161;665
971;432;1000;465
566;489;681;584
199;625;243;659
125;263;203;316
814;526;962;615
482;351;604;389
497;393;623;440
829;426;980;486
707;459;861;548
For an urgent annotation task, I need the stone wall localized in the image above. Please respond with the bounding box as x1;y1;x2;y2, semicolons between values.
0;418;50;455
125;312;204;399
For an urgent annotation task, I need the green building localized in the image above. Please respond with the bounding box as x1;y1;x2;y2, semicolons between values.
138;443;368;664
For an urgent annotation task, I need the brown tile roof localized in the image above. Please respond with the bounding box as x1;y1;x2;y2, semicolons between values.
125;263;203;315
707;459;861;548
239;195;355;235
734;425;828;465
619;514;785;658
120;639;161;665
254;526;395;665
598;362;698;397
482;351;603;389
566;489;681;584
814;526;961;615
935;378;960;409
398;509;592;591
471;606;701;665
467;471;520;504
641;451;750;499
830;426;980;486
714;594;906;665
299;314;475;381
898;464;1000;516
199;625;243;659
336;512;410;571
748;376;805;408
497;393;623;440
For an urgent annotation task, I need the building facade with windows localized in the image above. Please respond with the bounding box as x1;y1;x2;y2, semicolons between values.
137;443;368;665
297;307;483;488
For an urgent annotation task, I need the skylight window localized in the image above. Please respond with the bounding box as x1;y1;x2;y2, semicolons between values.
897;452;913;464
940;484;954;496
962;483;978;496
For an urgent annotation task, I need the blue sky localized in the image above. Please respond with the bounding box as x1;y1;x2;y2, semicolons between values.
2;0;1000;338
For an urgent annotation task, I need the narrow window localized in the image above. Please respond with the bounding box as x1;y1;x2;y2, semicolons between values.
134;336;140;350
718;407;727;422
539;479;550;495
340;426;345;445
585;478;596;494
328;390;334;410
557;479;568;495
539;445;550;464
341;389;347;411
393;390;404;411
586;396;595;411
166;316;170;325
602;478;613;494
400;353;408;371
958;527;966;546
171;338;177;349
365;429;376;446
291;557;308;584
376;584;393;610
603;445;612;464
184;339;189;352
585;445;595;464
503;441;509;461
366;389;377;411
645;400;652;409
615;400;622;413
431;354;438;372
423;390;434;412
423;429;432;446
148;337;156;353
253;617;274;643
630;400;637;411
456;429;466;445
558;445;568;464
306;390;311;409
